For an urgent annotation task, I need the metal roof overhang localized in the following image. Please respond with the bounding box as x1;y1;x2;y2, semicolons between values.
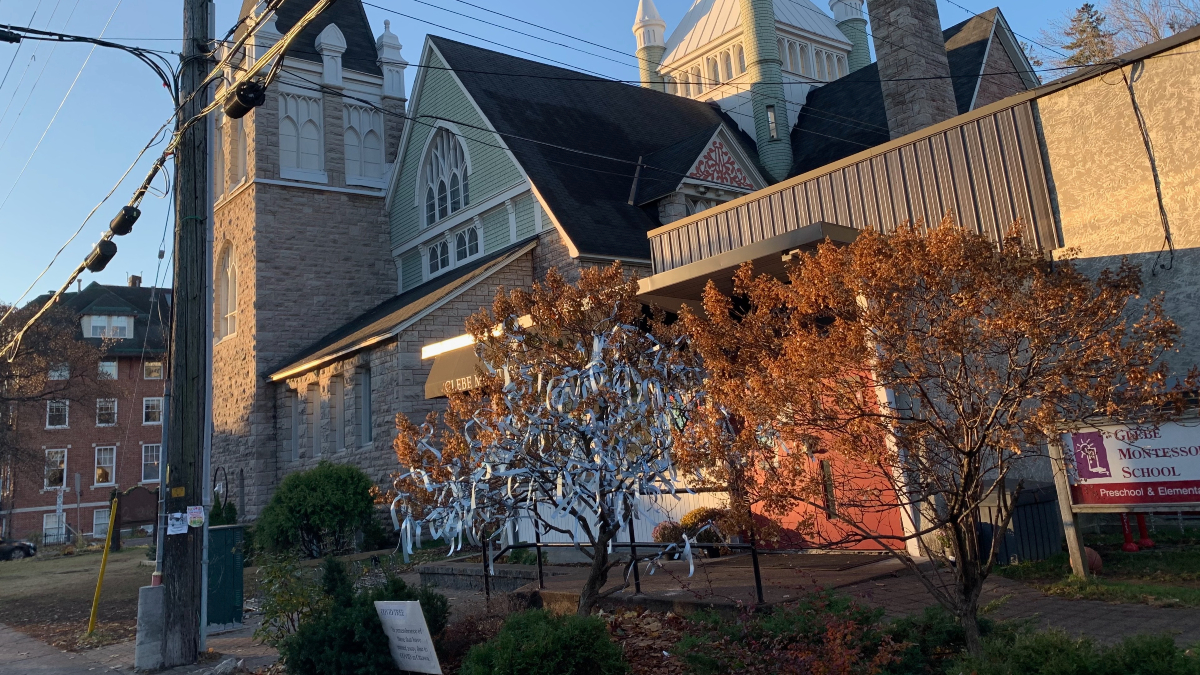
637;221;859;311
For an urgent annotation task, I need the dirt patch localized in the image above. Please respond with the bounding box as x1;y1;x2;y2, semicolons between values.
606;609;690;675
0;546;153;650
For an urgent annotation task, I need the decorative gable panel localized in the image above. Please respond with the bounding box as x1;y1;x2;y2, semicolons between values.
688;138;755;190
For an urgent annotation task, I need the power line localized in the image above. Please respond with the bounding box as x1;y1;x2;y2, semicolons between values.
0;0;46;94
0;0;124;215
0;0;81;159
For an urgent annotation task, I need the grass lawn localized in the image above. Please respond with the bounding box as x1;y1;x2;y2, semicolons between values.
997;531;1200;608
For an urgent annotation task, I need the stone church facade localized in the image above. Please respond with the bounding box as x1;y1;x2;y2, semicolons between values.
214;0;1037;517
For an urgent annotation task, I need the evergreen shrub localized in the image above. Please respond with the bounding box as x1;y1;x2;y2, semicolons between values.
459;609;628;675
280;557;449;675
256;461;376;557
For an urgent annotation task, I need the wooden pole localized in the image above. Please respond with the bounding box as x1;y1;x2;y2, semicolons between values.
87;497;119;635
161;0;211;666
1048;439;1089;579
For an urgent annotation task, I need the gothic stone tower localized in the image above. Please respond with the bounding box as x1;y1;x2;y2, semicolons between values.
211;0;406;517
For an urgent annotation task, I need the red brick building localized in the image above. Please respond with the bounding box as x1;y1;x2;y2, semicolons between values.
0;280;171;544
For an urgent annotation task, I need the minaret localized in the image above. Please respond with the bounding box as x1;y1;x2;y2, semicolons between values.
739;0;792;182
830;0;870;73
632;0;667;92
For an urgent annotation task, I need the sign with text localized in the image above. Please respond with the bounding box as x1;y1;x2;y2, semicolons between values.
1063;422;1200;506
374;601;442;674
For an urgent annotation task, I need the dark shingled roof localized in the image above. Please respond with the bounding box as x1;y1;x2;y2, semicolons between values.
635;125;722;205
430;36;758;262
789;9;1010;177
28;282;172;357
238;0;382;76
270;241;535;378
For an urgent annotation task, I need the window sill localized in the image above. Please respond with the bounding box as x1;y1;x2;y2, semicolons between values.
214;333;237;346
92;483;116;490
96;423;117;428
347;175;387;189
45;426;69;431
143;422;163;427
280;167;329;183
140;479;161;485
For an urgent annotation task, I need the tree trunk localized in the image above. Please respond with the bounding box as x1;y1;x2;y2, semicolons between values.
576;531;614;616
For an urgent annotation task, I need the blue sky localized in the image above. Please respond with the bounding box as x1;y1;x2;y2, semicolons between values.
0;0;1076;304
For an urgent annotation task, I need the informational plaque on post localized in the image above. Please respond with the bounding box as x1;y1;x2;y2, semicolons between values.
374;601;442;674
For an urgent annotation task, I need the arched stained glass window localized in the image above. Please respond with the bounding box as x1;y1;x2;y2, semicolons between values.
422;128;470;227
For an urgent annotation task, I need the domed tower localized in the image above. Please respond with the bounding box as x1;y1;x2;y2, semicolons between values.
633;0;667;91
830;0;870;72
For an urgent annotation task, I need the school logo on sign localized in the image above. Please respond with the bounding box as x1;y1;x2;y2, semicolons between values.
1072;431;1112;479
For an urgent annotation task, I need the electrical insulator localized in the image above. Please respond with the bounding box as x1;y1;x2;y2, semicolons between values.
84;240;118;273
109;205;141;236
224;80;266;120
0;30;20;44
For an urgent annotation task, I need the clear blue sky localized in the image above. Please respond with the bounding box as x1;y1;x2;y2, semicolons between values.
0;0;1075;305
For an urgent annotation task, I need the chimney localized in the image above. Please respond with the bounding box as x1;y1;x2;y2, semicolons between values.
868;0;959;139
128;275;142;288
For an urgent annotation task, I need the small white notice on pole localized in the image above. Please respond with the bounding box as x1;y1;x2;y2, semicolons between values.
374;601;442;674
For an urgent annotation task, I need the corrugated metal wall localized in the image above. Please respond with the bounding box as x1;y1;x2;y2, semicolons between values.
650;102;1057;274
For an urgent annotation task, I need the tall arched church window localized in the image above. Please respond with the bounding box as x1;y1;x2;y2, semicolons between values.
826;53;837;81
689;66;702;92
836;55;847;78
344;104;385;186
721;51;733;80
814;50;827;80
216;244;237;339
777;38;786;65
279;93;326;181
231;117;247;184
663;74;675;95
734;44;746;74
707;57;720;85
799;43;811;76
788;42;802;74
421;128;470;227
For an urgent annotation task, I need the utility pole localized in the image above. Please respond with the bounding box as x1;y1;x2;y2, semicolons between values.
161;0;212;666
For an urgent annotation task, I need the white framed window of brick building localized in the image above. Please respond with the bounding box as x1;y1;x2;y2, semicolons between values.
143;397;164;425
144;360;164;380
94;446;116;486
48;363;69;380
43;512;66;545
330;377;345;452
84;315;131;339
97;398;117;426
92;507;110;539
44;448;66;490
46;400;68;429
99;359;118;380
142;443;160;482
358;368;372;447
279;93;327;183
344;104;385;188
216;243;237;340
419;126;470;228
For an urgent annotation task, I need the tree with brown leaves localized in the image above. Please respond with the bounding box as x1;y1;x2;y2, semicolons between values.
681;220;1193;655
0;303;107;528
394;264;704;616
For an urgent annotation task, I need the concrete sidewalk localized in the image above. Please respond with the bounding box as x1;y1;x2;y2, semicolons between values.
0;620;276;675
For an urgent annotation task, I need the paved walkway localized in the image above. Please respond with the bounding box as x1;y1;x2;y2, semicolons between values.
0;620;276;675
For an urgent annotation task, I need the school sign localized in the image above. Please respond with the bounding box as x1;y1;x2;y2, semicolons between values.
1063;422;1200;506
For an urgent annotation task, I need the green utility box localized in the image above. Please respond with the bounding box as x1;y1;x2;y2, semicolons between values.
207;525;244;630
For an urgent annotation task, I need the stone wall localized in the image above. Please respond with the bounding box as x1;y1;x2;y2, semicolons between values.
274;251;534;489
870;0;959;138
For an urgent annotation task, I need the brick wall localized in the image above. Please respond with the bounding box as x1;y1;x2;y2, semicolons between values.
4;355;166;541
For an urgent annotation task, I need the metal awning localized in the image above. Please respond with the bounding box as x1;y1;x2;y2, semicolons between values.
424;344;486;399
637;221;859;311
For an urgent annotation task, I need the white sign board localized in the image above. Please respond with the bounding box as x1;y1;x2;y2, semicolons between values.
1063;421;1200;506
374;601;442;674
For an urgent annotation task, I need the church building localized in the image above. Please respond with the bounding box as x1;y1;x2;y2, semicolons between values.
210;0;1038;517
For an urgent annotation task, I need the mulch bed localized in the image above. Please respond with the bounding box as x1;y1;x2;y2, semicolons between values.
605;609;691;675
